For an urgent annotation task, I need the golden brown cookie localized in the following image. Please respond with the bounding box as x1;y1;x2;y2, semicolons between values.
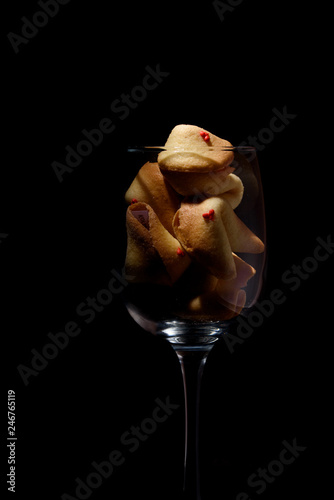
172;196;264;279
183;254;256;319
158;124;234;173
172;197;237;280
125;202;191;285
125;162;181;235
215;254;256;310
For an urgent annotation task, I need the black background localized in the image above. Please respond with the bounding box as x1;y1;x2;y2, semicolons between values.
2;1;332;499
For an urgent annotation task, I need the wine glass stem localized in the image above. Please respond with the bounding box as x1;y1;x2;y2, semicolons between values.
176;349;211;500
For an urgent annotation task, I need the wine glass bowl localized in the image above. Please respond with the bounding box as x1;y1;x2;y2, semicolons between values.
124;146;266;350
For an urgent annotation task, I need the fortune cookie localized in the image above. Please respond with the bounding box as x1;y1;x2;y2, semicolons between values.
158;124;234;173
172;196;264;280
125;162;181;235
125;202;190;286
185;254;256;319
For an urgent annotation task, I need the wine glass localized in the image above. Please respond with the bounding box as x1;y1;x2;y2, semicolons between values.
122;144;266;499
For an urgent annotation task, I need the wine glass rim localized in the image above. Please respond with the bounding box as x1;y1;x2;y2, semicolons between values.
127;145;256;154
